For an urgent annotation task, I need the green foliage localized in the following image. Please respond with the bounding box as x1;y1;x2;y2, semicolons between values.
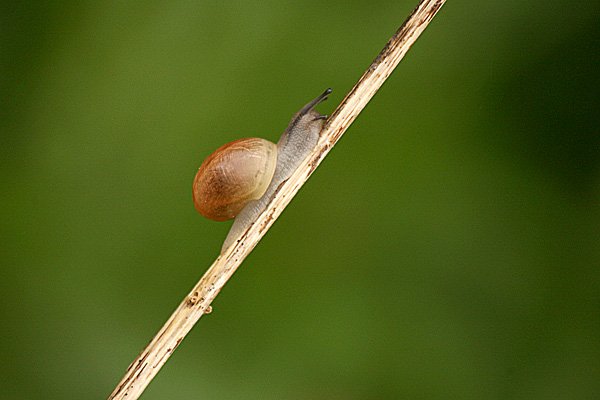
1;1;599;399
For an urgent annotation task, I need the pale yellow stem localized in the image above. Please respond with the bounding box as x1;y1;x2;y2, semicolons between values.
108;1;447;398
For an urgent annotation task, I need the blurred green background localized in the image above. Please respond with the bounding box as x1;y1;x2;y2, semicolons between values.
2;1;599;399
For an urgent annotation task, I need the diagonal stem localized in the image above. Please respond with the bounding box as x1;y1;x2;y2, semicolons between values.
108;1;447;398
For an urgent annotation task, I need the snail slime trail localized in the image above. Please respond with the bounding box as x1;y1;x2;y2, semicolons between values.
193;89;331;253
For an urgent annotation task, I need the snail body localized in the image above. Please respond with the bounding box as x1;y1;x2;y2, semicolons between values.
193;89;331;253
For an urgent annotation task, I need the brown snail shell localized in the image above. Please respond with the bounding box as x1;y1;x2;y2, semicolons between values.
192;138;277;221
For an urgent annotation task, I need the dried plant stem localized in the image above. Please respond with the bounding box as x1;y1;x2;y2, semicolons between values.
108;1;446;398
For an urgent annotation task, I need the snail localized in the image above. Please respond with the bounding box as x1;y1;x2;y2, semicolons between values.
193;88;332;253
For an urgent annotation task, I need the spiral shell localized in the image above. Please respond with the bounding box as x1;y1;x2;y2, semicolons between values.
192;138;277;221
